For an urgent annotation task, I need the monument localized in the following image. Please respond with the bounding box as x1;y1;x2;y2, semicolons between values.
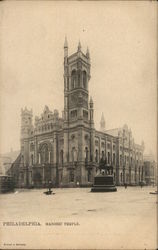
91;159;117;192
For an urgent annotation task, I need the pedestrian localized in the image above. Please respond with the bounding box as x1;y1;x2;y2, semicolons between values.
48;181;53;194
124;183;127;189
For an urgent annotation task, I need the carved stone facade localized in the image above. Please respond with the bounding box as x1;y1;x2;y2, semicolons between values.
15;39;144;188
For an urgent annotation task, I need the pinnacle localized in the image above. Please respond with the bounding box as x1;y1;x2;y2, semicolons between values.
64;36;68;48
86;47;90;58
78;40;81;51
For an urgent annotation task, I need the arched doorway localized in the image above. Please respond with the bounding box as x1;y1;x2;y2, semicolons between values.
33;172;42;187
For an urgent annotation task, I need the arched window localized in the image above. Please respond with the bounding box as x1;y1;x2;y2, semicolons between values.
101;151;104;160
108;152;110;164
78;73;80;87
120;172;123;182
70;170;74;182
30;143;34;151
31;154;34;165
120;155;122;165
85;147;88;162
113;153;115;164
83;71;87;89
95;149;98;163
126;173;128;182
60;150;64;165
41;144;49;164
49;151;51;163
88;170;91;182
72;147;77;163
139;166;141;181
71;70;76;89
77;70;81;87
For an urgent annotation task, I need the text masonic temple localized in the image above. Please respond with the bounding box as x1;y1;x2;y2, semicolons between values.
10;39;145;188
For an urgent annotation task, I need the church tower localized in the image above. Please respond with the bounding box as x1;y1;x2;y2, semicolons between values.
21;107;33;141
64;39;91;127
20;107;33;168
63;38;94;186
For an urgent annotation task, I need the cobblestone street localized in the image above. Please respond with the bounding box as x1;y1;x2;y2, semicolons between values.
0;186;157;249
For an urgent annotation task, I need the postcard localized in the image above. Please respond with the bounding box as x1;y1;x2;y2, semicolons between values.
0;1;157;249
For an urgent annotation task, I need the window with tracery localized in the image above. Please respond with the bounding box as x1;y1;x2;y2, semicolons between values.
71;70;76;89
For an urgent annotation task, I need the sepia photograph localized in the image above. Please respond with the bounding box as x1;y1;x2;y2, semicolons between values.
0;1;157;249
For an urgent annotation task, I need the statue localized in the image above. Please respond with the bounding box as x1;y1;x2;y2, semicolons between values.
91;158;117;192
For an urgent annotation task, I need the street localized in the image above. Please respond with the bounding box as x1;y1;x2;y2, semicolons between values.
0;186;157;249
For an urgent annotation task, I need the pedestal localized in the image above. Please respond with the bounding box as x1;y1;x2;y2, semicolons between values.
91;174;117;192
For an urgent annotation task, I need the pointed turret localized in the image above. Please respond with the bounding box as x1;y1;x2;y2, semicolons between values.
86;47;90;59
64;36;68;58
89;96;93;108
64;36;68;48
100;112;106;132
78;40;81;52
89;96;94;126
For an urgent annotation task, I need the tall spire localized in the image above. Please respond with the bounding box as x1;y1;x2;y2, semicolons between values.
100;113;106;131
64;36;68;48
78;40;81;52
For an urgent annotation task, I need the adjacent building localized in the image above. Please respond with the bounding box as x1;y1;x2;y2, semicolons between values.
9;39;145;188
0;149;19;175
143;154;157;186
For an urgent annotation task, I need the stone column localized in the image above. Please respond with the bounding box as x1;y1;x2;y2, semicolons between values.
42;165;45;185
49;151;51;163
34;136;37;164
38;153;41;164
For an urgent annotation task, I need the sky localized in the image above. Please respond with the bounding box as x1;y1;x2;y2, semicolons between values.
0;1;157;158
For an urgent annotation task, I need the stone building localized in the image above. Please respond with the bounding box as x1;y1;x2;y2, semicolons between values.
143;154;157;186
10;39;144;188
